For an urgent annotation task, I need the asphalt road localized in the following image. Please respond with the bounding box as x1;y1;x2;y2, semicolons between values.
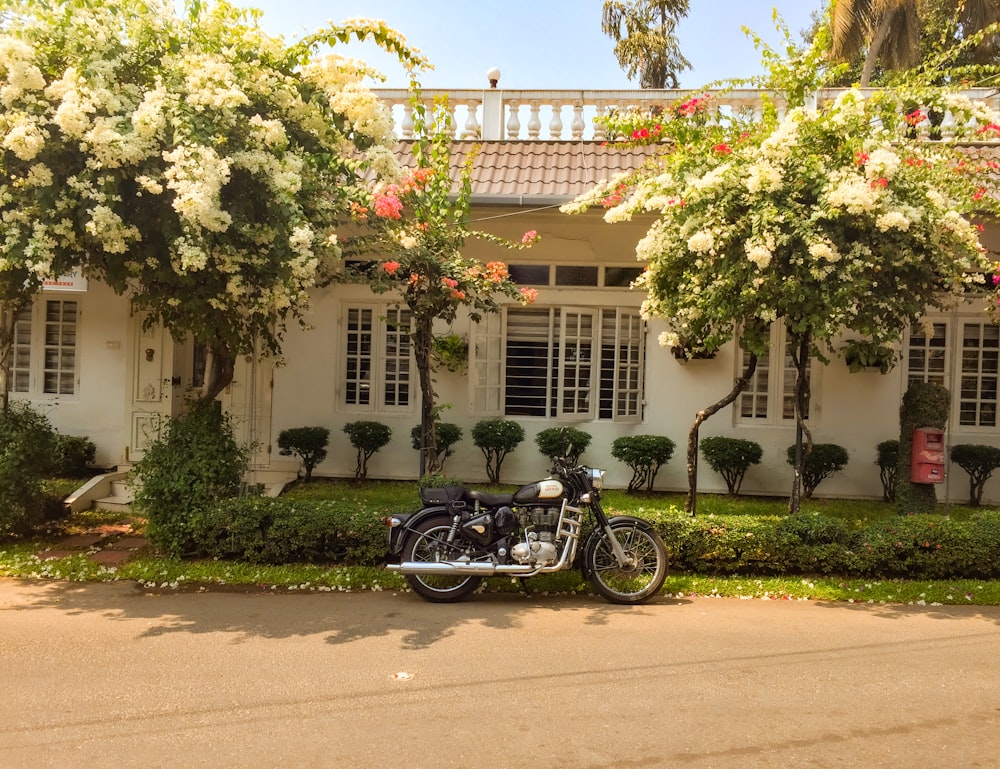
2;578;999;769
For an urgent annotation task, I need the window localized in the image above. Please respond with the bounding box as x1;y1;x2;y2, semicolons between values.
10;299;78;397
341;304;412;410
907;319;998;428
473;306;644;421
737;325;810;424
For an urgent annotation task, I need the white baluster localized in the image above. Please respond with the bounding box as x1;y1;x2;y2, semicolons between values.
593;102;607;142
527;101;541;139
401;102;414;139
549;101;564;139
506;101;521;139
571;102;585;140
463;101;480;139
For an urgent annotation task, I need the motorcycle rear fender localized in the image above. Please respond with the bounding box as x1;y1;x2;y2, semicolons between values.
385;505;452;556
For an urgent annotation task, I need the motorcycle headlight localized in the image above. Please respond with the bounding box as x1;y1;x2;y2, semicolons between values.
588;468;605;490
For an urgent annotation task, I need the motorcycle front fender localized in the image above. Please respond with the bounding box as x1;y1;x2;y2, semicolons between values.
581;515;658;573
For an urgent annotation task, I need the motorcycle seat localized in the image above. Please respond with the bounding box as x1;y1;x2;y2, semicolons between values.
468;490;514;506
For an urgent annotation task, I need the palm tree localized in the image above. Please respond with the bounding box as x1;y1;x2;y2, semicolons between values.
831;0;921;86
831;0;1000;86
602;0;691;88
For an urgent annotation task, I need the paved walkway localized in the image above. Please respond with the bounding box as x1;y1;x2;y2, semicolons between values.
34;525;148;567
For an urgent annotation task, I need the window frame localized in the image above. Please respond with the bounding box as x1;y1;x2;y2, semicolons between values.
9;297;80;400
471;305;644;423
906;316;999;431
339;302;414;413
735;324;814;426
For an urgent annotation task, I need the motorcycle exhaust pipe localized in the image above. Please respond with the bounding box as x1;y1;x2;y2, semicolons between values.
388;561;537;576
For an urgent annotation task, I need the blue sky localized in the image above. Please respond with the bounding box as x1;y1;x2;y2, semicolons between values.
233;0;826;89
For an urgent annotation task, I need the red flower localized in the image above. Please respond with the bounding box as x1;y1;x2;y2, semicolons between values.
441;277;458;289
855;151;869;165
870;177;888;189
382;261;400;275
713;143;731;154
974;187;987;201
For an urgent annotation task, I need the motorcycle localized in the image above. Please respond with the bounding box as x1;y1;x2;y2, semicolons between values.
384;458;668;604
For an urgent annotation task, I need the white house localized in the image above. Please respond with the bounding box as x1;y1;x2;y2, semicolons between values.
12;85;1000;504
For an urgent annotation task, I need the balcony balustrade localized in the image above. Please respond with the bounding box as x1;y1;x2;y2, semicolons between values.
373;87;1000;143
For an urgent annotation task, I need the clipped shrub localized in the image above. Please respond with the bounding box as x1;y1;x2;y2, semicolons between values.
277;426;330;482
875;440;899;503
700;436;763;495
187;496;387;565
0;402;58;537
343;421;391;481
472;418;525;484
410;422;462;472
418;472;463;489
786;443;849;499
611;435;675;492
950;444;1000;506
535;426;592;466
132;403;248;555
52;434;97;477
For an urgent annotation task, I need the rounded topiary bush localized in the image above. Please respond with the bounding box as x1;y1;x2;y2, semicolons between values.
472;418;525;484
535;427;592;466
700;436;763;495
611;434;675;492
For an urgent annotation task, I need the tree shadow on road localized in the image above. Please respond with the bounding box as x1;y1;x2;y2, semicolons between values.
0;578;689;650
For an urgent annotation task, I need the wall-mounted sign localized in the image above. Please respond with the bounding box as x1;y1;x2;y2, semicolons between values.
42;270;88;292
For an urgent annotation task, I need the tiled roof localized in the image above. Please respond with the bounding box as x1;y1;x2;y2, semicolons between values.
394;140;661;204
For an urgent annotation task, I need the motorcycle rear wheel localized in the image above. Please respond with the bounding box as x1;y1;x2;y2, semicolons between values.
584;522;668;604
401;515;485;603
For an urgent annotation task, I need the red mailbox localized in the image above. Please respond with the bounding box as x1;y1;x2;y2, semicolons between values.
911;427;945;484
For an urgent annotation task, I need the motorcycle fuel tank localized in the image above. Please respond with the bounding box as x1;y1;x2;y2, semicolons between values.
512;479;564;505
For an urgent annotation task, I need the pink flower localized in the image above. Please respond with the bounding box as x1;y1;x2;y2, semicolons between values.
519;287;538;304
382;261;400;275
373;193;403;219
521;230;538;245
441;277;459;289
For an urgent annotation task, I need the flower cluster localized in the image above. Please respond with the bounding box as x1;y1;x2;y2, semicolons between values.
564;68;1000;359
0;0;413;369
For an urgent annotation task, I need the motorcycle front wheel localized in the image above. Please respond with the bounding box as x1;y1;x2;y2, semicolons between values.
584;522;668;604
400;514;485;603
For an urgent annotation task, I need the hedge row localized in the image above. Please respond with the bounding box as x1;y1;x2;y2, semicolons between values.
172;496;1000;580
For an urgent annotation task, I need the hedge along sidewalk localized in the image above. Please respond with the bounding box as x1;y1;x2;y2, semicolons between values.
5;484;1000;604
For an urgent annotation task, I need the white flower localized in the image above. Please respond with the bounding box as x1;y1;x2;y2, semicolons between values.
745;161;782;194
876;211;911;232
687;230;715;254
3;117;46;161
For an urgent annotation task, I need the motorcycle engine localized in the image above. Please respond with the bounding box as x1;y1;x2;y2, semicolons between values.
510;506;561;566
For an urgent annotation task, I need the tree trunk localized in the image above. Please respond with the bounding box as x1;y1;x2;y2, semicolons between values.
199;344;236;405
860;12;895;87
685;352;758;515
412;314;439;477
789;329;813;514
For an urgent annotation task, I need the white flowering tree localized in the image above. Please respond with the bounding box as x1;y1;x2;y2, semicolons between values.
563;23;1000;511
0;0;423;404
